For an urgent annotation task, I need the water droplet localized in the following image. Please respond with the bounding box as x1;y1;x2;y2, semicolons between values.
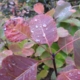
31;30;34;33
43;34;46;37
43;24;46;27
69;73;72;76
36;25;38;28
36;39;40;42
78;71;80;74
4;27;6;31
34;19;37;21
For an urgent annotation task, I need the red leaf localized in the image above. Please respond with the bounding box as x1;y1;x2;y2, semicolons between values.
33;3;44;14
0;55;37;80
58;35;73;54
57;69;80;80
4;17;31;42
29;14;57;46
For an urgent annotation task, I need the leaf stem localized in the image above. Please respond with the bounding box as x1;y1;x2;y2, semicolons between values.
52;53;58;77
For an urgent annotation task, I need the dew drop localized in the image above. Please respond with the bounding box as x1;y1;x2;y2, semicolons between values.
34;19;37;21
4;27;6;31
43;34;46;37
78;71;80;74
36;39;40;42
36;25;38;28
43;24;46;27
31;30;34;33
69;73;72;76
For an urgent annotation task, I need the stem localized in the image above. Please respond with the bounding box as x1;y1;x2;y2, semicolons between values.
52;54;58;77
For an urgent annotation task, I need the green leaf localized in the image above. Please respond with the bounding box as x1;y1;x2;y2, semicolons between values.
40;52;53;68
63;18;80;27
55;53;65;68
37;70;48;80
35;45;46;56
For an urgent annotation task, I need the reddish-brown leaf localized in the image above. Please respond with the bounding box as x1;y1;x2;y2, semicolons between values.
29;14;57;46
58;35;73;54
22;48;34;57
0;55;37;80
57;69;80;80
45;8;55;17
9;43;21;53
33;2;44;14
4;17;31;42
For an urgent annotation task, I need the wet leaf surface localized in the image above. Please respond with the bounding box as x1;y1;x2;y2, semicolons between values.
57;69;80;80
0;55;37;80
29;14;57;46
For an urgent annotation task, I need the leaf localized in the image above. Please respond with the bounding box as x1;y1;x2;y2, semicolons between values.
54;0;76;22
57;69;80;80
40;52;53;68
73;30;80;67
0;50;13;66
22;48;34;57
33;2;44;14
60;65;77;73
63;18;80;27
0;39;6;50
65;57;75;65
58;35;73;54
23;40;35;49
55;53;65;68
57;27;69;37
4;17;31;42
45;8;55;17
37;70;48;80
9;43;21;54
35;45;46;56
0;55;37;80
29;14;57;46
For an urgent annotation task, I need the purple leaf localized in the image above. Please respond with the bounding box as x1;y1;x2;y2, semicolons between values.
58;35;73;54
57;69;80;80
0;55;37;80
29;14;57;46
73;30;80;67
